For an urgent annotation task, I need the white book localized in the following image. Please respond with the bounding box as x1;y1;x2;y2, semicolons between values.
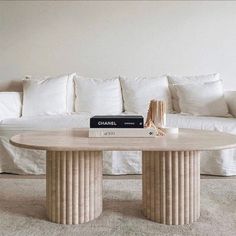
89;128;156;138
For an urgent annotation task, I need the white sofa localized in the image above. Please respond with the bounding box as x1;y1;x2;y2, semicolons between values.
0;76;236;176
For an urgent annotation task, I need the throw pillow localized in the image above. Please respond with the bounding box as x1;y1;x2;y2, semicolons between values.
174;80;230;117
167;73;220;112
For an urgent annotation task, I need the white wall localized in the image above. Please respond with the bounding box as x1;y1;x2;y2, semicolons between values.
1;1;236;89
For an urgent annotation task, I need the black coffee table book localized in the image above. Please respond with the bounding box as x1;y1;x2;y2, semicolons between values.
89;115;155;137
90;115;144;128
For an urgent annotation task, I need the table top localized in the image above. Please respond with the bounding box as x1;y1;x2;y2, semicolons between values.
10;128;236;152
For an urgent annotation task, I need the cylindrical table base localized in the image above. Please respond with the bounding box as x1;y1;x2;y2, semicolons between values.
46;150;103;224
142;151;200;225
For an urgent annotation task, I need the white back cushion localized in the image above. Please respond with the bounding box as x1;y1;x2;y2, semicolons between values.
74;76;123;115
66;73;77;113
175;80;230;117
225;91;236;118
22;75;69;117
0;92;22;121
120;76;172;115
168;73;220;112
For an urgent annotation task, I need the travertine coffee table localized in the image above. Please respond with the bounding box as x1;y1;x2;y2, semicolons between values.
10;129;236;225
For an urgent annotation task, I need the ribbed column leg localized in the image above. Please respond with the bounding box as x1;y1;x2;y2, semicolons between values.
184;151;190;224
172;151;178;225
142;150;200;225
46;151;52;219
60;151;66;224
72;151;79;224
160;151;166;224
179;151;185;225
46;150;103;224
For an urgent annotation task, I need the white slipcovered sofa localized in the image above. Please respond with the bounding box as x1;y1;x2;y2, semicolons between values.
0;74;236;176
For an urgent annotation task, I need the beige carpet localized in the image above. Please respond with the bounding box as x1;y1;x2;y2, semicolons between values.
0;179;235;236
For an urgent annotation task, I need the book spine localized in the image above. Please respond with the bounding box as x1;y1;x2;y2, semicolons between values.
90;118;144;128
89;128;155;138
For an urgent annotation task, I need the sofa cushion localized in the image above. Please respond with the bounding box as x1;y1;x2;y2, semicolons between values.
74;76;123;115
22;75;70;117
0;114;90;134
0;92;22;121
167;73;220;112
166;113;236;134
174;80;230;117
120;76;172;115
66;73;77;113
225;91;236;118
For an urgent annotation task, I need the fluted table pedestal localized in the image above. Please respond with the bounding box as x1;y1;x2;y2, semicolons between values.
46;150;103;224
142;151;200;225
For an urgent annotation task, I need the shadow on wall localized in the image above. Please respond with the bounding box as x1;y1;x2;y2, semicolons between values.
0;80;23;92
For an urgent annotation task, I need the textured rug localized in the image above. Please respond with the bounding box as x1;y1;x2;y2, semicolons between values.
0;179;235;236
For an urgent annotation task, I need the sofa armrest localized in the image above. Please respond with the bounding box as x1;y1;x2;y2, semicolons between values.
0;92;22;121
225;91;236;117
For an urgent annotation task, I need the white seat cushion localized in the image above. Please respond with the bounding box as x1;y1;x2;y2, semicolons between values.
0;114;90;138
166;113;236;134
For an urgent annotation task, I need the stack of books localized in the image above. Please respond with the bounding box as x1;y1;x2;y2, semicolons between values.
89;115;156;137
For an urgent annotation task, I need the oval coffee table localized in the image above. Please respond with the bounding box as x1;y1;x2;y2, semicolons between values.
10;128;236;225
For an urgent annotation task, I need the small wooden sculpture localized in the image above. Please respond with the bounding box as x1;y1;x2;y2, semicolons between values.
145;100;166;136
